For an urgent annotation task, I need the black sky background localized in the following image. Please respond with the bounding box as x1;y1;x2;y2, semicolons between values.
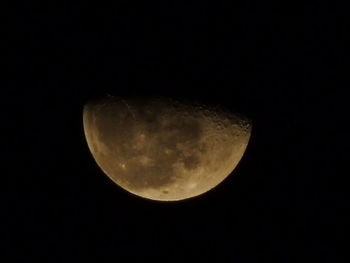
3;1;347;262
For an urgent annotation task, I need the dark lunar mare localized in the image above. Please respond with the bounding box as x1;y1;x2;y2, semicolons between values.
85;97;206;191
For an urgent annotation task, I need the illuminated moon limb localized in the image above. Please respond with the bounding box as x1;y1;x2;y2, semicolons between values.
83;96;251;201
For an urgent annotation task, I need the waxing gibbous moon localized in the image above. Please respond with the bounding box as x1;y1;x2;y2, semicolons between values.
83;96;251;201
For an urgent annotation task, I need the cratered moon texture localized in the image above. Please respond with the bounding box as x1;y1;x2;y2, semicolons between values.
83;96;251;201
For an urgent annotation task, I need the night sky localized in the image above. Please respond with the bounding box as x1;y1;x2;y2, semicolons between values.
4;1;347;262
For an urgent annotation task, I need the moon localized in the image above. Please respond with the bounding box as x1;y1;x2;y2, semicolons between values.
83;96;251;201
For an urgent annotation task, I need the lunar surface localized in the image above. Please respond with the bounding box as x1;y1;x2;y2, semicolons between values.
83;96;251;201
